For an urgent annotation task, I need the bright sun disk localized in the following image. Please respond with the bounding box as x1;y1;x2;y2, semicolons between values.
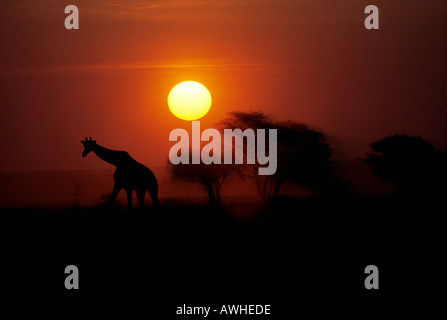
168;81;212;121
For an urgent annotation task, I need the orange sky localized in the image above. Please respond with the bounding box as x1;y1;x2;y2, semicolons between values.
0;0;446;171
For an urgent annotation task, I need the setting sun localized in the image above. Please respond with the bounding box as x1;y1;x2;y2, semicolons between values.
168;81;212;121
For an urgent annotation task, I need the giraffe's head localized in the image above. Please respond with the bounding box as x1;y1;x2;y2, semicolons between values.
81;137;96;157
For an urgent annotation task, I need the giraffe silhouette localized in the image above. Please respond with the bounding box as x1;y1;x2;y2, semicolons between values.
81;137;160;210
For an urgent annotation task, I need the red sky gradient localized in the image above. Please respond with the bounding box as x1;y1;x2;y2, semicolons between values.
0;0;446;171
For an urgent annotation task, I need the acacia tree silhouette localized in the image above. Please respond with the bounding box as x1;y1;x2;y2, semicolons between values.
221;112;334;197
81;137;160;210
171;162;235;205
169;129;241;205
364;134;447;194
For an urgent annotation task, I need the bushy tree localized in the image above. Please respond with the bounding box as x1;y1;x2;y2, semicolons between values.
171;162;235;205
364;134;446;193
274;120;333;195
222;112;334;197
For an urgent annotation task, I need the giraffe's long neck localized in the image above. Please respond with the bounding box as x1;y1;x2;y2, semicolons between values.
92;144;124;167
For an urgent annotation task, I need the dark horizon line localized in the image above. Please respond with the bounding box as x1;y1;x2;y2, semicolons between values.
0;159;368;174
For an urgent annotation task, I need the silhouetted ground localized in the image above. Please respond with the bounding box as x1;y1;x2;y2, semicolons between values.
0;192;445;300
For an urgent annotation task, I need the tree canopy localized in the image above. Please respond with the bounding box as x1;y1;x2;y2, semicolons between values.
171;162;235;205
364;134;447;193
222;111;334;197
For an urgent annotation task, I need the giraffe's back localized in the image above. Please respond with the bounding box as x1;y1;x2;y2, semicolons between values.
113;153;158;191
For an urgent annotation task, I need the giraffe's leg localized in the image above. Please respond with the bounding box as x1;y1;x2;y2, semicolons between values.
126;189;133;210
109;183;121;204
136;190;146;211
148;186;160;209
